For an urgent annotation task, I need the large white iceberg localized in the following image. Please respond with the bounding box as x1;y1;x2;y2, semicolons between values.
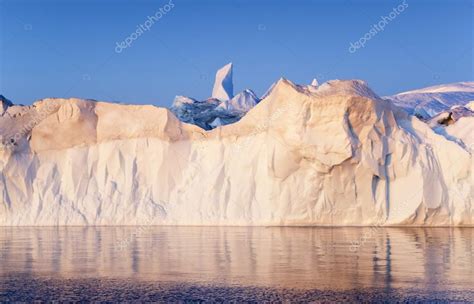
0;76;472;226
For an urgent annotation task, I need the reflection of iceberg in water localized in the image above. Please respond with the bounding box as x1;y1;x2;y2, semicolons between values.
0;227;472;290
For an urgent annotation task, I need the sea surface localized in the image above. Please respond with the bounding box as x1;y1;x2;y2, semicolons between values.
0;227;473;302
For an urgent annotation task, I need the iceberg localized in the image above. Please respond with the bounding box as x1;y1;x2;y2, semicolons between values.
0;75;472;226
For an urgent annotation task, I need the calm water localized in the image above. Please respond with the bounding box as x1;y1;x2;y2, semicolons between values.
0;227;473;302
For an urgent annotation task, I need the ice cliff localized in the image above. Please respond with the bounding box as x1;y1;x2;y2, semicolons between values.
0;73;472;226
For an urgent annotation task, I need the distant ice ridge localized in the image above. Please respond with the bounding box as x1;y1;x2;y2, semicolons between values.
0;75;472;226
384;82;474;119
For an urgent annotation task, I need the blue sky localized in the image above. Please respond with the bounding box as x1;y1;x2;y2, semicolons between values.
0;0;472;106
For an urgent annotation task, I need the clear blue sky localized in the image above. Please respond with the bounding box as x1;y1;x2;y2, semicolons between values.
0;0;472;106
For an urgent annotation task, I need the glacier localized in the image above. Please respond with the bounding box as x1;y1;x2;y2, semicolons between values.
0;70;473;226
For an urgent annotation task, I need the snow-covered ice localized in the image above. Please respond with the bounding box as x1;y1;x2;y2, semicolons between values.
384;82;474;119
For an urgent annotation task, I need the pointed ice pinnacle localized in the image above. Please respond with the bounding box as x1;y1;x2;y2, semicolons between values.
212;63;234;101
311;79;319;87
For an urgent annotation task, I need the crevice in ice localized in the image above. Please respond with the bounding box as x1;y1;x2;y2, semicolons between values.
372;175;380;204
384;153;392;219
